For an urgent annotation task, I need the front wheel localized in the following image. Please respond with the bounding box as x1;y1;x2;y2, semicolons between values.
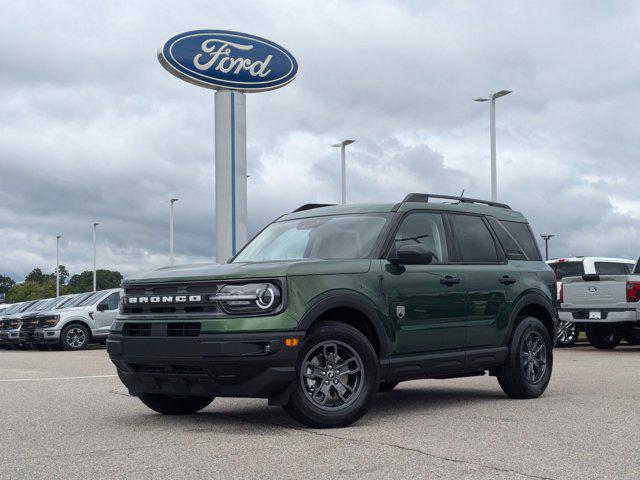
138;393;215;415
60;324;90;351
498;316;553;399
585;325;622;349
284;321;379;428
556;321;578;347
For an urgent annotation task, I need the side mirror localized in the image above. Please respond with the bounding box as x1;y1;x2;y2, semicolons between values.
97;303;109;312
391;245;433;266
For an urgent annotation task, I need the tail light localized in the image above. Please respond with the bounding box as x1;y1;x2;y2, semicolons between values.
626;282;640;302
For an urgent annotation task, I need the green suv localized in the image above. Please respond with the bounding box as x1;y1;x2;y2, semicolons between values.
108;193;557;428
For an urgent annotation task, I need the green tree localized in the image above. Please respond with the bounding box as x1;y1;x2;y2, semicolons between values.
5;278;58;302
0;274;15;294
67;269;123;293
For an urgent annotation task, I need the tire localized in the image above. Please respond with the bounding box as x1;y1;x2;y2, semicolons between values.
585;325;622;350
34;345;51;351
60;324;90;351
497;316;553;399
556;321;579;347
284;320;379;428
138;393;215;415
378;381;399;392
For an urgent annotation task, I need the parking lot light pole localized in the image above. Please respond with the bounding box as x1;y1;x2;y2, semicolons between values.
56;235;62;298
474;90;512;202
540;234;555;261
92;223;99;292
169;198;178;266
331;140;355;205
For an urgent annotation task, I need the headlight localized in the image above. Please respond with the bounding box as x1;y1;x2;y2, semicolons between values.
38;315;61;328
212;282;282;314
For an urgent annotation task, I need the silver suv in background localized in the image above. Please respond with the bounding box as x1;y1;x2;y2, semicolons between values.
0;300;41;348
18;295;80;349
33;288;121;350
547;257;635;347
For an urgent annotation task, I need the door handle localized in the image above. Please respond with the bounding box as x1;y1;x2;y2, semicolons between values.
440;276;461;286
499;275;517;285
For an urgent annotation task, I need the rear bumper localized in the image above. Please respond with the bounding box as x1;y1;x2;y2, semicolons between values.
558;307;638;324
107;331;305;400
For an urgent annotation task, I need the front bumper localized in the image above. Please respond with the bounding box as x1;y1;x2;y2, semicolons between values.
559;307;638;324
33;328;61;344
107;330;305;400
0;329;22;344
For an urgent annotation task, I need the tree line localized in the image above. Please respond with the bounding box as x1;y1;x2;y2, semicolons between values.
0;267;122;303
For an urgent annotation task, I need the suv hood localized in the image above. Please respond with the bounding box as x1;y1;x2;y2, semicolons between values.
124;259;374;284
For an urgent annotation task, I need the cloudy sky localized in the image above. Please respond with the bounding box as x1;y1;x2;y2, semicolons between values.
1;1;639;281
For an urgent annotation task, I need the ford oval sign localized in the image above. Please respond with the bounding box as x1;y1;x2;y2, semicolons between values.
158;30;298;92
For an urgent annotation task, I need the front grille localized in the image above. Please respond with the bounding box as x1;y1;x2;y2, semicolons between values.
20;318;38;332
122;322;201;337
129;363;205;375
122;282;222;315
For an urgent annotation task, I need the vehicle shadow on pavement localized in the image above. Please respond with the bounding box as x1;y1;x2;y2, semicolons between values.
112;384;509;431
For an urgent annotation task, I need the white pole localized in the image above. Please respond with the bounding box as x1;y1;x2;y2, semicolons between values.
490;97;497;202
92;223;99;291
341;144;347;205
215;90;247;264
55;235;61;298
169;200;176;265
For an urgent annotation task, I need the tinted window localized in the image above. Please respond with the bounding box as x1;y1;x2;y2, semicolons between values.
102;292;120;310
449;214;499;263
550;261;584;280
486;217;526;260
500;221;542;261
394;212;449;263
595;262;631;275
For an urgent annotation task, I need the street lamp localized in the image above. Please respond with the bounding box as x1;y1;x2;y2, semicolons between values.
330;140;355;205
540;234;555;261
474;90;512;202
169;198;178;265
55;235;62;298
92;223;99;291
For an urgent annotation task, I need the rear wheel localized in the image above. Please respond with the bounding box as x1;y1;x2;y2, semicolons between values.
556;321;578;347
585;324;622;350
498;316;553;399
138;393;215;415
60;324;90;351
284;321;379;428
378;381;399;392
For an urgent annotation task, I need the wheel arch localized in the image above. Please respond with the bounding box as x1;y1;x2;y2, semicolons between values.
504;293;557;344
297;294;389;359
61;319;93;339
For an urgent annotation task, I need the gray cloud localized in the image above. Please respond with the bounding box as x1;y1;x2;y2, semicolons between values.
1;0;640;281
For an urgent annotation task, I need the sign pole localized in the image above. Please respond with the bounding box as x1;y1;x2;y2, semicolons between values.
215;90;247;263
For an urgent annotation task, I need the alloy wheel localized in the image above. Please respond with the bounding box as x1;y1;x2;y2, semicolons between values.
557;321;577;344
66;327;86;348
520;331;548;384
300;340;364;411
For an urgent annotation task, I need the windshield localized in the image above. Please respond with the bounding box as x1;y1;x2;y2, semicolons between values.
234;214;391;262
4;303;24;315
77;291;105;307
34;298;57;311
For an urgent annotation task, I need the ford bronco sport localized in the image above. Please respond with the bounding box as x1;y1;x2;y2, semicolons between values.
108;194;557;428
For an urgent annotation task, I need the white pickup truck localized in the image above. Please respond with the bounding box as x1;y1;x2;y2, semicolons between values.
559;261;640;349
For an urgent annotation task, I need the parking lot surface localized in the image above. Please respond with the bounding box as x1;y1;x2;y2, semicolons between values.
1;345;639;480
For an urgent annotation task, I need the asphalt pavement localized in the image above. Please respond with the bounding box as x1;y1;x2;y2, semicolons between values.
1;344;639;479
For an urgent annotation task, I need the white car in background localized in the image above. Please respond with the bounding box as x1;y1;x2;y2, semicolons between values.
547;257;635;347
32;288;121;350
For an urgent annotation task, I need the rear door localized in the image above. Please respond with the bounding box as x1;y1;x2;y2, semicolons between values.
446;213;520;349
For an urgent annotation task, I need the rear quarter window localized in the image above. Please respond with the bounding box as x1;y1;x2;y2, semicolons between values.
499;220;542;261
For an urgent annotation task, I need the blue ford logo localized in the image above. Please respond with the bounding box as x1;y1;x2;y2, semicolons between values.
158;30;298;92
588;286;598;293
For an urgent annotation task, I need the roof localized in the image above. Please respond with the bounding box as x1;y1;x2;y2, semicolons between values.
280;201;528;223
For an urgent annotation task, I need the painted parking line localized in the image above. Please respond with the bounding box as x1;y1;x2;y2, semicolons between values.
0;374;118;382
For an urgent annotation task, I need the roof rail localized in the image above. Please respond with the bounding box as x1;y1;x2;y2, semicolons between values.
291;203;336;213
401;193;511;210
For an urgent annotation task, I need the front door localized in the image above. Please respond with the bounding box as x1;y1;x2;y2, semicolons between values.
383;211;467;354
93;292;121;337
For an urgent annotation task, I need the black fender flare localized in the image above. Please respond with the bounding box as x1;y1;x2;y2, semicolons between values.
297;294;390;359
503;293;557;344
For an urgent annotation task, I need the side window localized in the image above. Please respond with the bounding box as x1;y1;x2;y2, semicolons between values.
486;217;526;260
394;212;449;264
594;262;628;275
103;293;120;311
623;263;634;274
449;214;499;263
500;221;542;261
